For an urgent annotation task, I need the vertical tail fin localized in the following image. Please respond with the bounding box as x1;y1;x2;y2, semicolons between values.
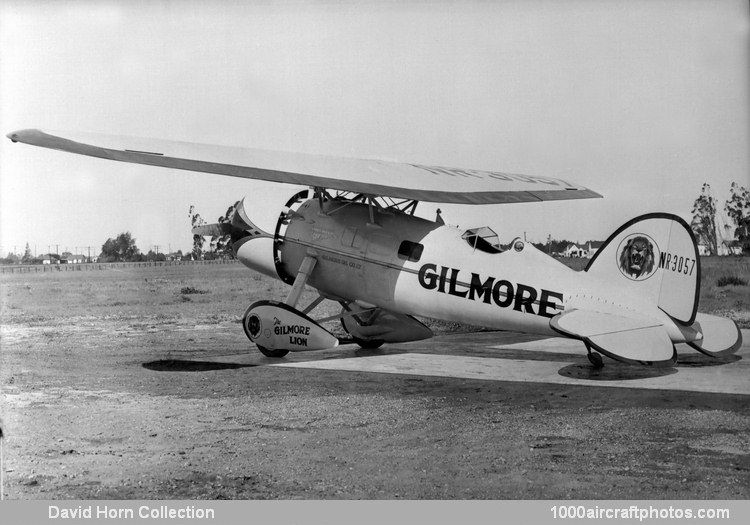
585;213;700;325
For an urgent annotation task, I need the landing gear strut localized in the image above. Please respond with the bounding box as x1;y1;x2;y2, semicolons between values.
242;254;321;358
585;342;604;369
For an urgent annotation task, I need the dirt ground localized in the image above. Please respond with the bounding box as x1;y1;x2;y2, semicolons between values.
1;261;749;499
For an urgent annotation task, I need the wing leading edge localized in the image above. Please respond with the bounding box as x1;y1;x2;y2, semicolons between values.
7;129;602;205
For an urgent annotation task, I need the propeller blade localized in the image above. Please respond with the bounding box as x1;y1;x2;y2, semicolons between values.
191;223;230;237
231;198;272;237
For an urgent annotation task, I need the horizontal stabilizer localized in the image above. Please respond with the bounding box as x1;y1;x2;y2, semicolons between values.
7;129;602;205
688;312;743;356
551;309;676;365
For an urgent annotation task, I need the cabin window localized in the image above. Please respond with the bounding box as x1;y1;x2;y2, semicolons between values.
398;240;424;262
462;227;504;253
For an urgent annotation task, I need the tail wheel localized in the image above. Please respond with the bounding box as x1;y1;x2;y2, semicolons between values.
585;342;604;369
243;305;290;358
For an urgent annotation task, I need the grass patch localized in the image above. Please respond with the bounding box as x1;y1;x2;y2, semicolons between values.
180;286;208;295
717;275;748;287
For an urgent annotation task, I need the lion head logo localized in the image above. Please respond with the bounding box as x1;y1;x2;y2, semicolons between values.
617;234;658;280
246;314;262;339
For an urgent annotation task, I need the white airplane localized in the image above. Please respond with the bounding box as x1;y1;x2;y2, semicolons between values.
7;129;742;367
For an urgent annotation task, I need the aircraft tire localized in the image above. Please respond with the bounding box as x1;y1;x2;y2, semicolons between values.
353;337;384;350
256;344;290;358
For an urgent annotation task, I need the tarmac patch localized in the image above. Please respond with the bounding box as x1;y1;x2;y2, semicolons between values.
266;331;750;395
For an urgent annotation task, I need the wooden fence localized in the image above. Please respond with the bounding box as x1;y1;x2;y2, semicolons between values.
0;259;240;274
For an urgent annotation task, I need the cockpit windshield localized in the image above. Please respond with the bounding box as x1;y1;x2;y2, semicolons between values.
462;226;504;253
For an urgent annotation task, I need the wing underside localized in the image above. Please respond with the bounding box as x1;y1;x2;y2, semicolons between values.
7;129;602;205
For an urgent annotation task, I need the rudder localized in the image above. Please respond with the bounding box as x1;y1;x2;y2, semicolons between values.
585;213;700;325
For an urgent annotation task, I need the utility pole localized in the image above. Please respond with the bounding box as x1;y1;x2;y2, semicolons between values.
55;244;59;255
86;246;91;262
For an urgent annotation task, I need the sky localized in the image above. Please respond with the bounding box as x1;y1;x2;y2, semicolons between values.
1;0;747;256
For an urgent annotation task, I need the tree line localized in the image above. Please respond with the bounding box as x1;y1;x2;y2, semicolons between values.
691;182;749;255
4;184;745;265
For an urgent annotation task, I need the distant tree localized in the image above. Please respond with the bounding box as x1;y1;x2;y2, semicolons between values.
100;232;141;262
1;252;20;265
690;183;718;255
725;182;750;255
189;205;205;260
214;201;240;259
189;201;240;260
144;250;167;262
22;243;32;263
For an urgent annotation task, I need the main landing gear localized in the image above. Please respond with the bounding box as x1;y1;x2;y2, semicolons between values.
242;310;290;358
585;342;604;369
242;255;328;358
339;303;385;350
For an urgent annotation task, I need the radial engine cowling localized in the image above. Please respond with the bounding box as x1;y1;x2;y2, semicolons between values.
233;190;308;279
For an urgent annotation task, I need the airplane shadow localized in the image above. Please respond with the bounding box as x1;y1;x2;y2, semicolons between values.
676;353;742;367
557;352;742;381
558;363;678;381
141;346;411;372
142;359;260;372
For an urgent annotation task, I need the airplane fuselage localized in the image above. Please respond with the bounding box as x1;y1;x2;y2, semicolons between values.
234;197;689;343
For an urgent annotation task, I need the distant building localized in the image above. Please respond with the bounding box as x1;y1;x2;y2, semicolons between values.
719;241;742;256
697;242;741;256
561;241;602;258
561;243;587;258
